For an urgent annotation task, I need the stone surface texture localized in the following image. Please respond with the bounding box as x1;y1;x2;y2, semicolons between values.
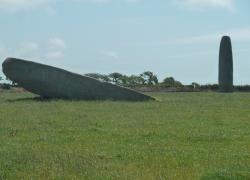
219;36;233;92
2;58;154;101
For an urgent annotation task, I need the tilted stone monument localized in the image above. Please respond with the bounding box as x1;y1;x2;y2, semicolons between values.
2;58;154;101
218;36;233;92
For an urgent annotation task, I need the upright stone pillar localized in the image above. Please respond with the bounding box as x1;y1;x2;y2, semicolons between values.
219;36;233;92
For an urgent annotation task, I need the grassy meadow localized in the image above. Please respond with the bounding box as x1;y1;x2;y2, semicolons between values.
1;90;250;179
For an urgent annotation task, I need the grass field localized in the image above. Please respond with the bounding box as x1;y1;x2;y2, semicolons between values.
1;91;250;179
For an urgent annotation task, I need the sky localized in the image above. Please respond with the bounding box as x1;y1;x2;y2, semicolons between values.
0;0;249;84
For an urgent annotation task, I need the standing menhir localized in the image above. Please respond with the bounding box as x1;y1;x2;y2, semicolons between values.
219;36;233;92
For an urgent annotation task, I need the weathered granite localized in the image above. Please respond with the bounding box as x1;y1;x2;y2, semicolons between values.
2;58;154;101
218;36;233;92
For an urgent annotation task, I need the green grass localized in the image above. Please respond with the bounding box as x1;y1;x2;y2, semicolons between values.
1;91;250;179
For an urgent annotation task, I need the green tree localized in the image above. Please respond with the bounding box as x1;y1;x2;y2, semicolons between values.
119;75;129;85
140;71;158;85
191;82;200;89
109;72;124;83
162;77;182;87
162;77;175;86
4;77;18;86
85;73;110;82
127;75;145;86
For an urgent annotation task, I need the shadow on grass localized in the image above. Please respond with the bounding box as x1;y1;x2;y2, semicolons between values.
6;96;59;102
6;96;156;103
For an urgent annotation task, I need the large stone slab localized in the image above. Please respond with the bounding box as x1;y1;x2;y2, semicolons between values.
2;58;154;101
218;36;233;92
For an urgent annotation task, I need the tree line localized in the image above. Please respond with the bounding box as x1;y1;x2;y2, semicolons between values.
0;71;184;89
2;72;250;91
83;72;250;91
84;71;183;87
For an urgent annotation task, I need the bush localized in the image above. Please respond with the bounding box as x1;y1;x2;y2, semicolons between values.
0;83;11;90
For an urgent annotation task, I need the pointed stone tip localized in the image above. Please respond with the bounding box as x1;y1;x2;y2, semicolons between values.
221;35;231;41
2;57;16;66
2;57;22;69
220;36;232;47
2;57;20;77
2;57;13;68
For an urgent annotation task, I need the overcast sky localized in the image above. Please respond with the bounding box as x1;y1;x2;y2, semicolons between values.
0;0;249;84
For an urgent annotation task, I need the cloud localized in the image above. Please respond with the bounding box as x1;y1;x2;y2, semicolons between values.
0;44;6;55
0;0;53;12
72;0;141;3
164;27;250;45
48;37;66;50
123;0;142;3
46;51;64;59
175;0;234;10
70;0;112;4
101;50;119;59
16;41;41;60
3;0;233;13
0;44;8;67
0;38;66;62
0;0;141;12
44;6;57;16
47;37;66;60
0;41;42;62
19;41;39;52
87;0;112;3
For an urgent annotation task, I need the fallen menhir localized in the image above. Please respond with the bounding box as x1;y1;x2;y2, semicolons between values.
2;58;154;101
